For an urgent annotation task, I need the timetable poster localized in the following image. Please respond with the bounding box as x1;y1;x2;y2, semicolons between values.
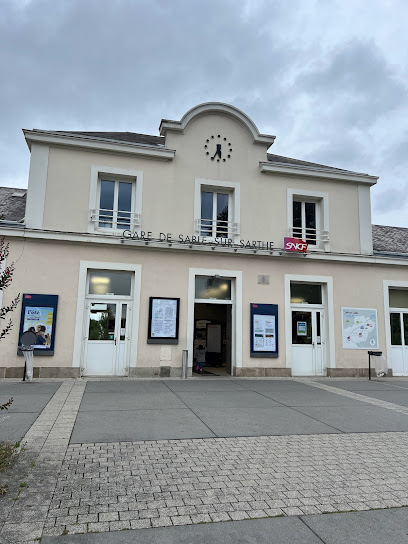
253;314;276;352
149;298;179;340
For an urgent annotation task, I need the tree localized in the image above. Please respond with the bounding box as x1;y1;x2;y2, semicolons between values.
0;237;20;410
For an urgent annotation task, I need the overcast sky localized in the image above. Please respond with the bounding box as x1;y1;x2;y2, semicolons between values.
1;0;407;227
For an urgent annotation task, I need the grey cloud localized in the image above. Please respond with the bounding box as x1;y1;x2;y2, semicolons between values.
0;0;407;226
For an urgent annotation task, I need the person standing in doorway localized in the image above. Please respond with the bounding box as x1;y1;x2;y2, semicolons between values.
195;344;206;374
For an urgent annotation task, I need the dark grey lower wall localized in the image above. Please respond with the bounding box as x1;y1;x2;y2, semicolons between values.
0;367;81;378
327;367;393;378
0;366;393;379
234;368;292;377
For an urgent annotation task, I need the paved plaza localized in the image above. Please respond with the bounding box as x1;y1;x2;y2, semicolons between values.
1;377;408;542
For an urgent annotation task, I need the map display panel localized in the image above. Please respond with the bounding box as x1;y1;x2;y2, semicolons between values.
342;307;379;350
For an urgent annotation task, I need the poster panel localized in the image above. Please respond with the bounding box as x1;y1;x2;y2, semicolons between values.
18;294;59;356
148;297;180;344
342;307;379;350
250;303;279;358
253;314;276;352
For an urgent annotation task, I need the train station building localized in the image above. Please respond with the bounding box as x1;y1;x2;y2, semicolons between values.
0;102;407;378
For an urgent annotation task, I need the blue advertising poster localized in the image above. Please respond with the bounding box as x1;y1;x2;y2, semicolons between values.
18;294;58;356
250;303;279;358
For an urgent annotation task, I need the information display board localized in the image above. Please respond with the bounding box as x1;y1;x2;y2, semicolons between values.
18;294;58;356
250;303;278;358
342;307;379;349
147;297;180;344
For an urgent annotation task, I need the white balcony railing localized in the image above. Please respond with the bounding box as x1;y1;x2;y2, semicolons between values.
195;218;240;238
90;209;141;231
289;226;329;245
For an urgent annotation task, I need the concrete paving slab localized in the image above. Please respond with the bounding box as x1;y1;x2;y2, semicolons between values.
0;381;61;395
0;411;39;442
0;393;63;413
84;381;171;393
257;390;368;407
165;379;247;392
194;406;341;436
296;405;408;432
70;408;216;443
241;381;321;394
177;390;282;409
314;380;401;391
42;516;322;543
303;507;408;544
79;391;186;411
354;390;408;407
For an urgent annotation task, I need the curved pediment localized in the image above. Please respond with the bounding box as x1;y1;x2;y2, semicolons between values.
159;102;275;146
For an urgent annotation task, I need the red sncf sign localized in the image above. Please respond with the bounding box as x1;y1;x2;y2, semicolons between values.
284;237;308;253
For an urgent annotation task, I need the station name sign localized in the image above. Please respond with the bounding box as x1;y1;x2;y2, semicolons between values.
122;230;275;250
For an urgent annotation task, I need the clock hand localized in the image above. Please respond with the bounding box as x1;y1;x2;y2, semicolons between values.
216;144;222;158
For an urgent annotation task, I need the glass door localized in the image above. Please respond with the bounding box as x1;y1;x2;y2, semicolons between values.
84;301;129;376
291;309;324;375
390;312;408;375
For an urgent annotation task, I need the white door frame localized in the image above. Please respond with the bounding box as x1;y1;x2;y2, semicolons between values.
383;280;408;375
83;299;131;377
285;274;335;374
291;305;325;375
72;261;142;374
187;268;242;375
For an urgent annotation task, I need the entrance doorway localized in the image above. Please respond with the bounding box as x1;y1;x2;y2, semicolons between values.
84;301;129;376
82;268;133;377
194;303;232;375
290;282;325;376
390;311;408;375
291;309;324;375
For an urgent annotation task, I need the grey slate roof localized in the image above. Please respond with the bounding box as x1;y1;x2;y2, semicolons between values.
372;224;408;255
51;131;363;174
54;131;165;147
266;153;365;174
0;187;26;222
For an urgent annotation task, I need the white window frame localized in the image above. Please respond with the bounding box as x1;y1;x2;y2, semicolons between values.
88;165;143;235
287;189;330;251
194;178;240;243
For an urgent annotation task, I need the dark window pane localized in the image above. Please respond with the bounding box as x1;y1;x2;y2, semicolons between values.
195;276;231;300
316;311;321;344
216;193;229;238
390;313;402;345
305;202;316;245
389;289;408;308
292;311;312;344
404;314;408;346
99;180;115;228
201;191;213;236
88;303;116;340
293;201;302;226
88;270;132;296
120;304;127;341
117;182;132;229
290;283;322;304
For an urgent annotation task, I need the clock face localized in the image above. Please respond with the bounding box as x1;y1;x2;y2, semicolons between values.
204;135;233;162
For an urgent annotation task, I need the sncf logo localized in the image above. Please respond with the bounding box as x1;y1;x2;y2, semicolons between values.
284;237;308;253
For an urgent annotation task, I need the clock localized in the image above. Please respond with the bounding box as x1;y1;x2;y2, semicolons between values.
204;135;233;162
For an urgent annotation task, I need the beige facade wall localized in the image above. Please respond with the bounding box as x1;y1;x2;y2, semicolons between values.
1;236;407;376
39;112;363;254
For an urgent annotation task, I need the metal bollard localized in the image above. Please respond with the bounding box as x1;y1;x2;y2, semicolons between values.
181;350;188;379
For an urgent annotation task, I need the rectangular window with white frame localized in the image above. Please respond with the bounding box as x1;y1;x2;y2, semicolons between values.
89;166;143;234
288;189;329;250
195;179;240;241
